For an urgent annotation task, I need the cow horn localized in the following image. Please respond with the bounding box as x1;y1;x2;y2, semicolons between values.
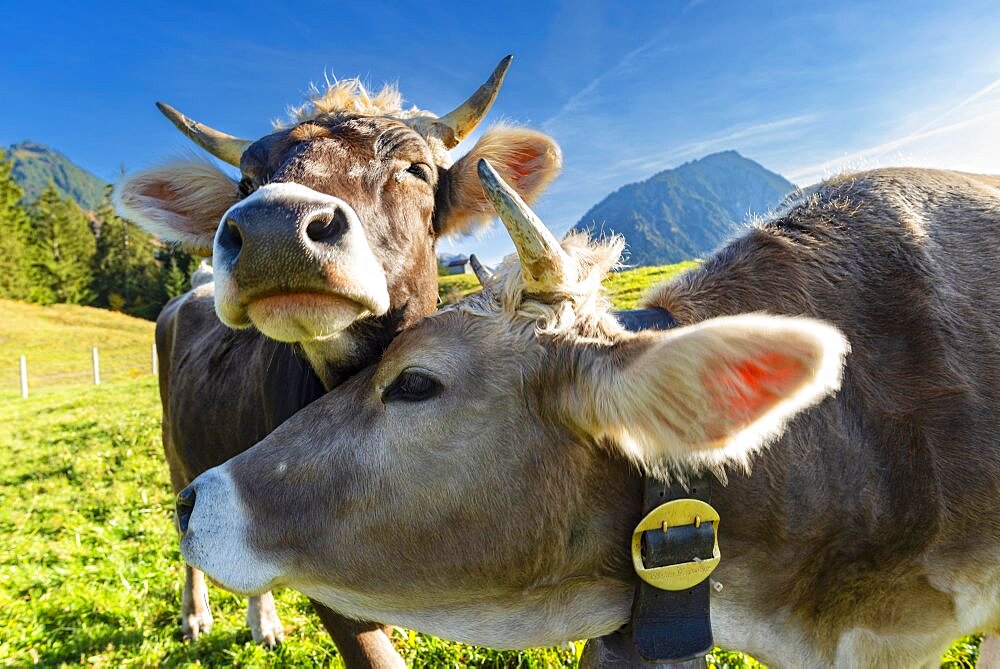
477;159;571;289
435;55;512;148
156;102;252;167
469;254;493;287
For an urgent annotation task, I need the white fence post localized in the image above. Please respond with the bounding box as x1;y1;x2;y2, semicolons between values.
19;355;28;399
92;347;101;385
151;343;158;375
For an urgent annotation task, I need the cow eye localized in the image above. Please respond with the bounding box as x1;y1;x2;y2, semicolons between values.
405;162;432;183
382;370;442;403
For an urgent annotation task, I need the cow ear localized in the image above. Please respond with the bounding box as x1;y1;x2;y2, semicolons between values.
571;315;848;471
434;127;562;237
115;159;239;254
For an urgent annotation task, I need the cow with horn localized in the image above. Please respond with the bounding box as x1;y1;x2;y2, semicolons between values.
116;56;563;667
175;160;999;667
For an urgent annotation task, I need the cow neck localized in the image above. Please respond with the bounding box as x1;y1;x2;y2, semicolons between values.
297;312;403;391
298;337;363;391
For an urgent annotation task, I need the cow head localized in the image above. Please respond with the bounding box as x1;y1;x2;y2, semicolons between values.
175;164;848;648
116;57;561;382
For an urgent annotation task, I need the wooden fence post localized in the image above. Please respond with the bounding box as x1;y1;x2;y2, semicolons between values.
19;355;28;399
151;343;158;375
92;347;101;385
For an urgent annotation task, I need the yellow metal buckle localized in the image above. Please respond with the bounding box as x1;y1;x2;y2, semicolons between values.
631;498;720;591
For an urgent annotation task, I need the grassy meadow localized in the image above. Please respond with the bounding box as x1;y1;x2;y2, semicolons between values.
0;299;156;398
437;260;700;309
0;264;983;667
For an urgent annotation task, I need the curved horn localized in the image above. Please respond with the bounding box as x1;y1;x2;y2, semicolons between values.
469;254;493;287
477;159;571;290
435;55;512;148
156;102;252;167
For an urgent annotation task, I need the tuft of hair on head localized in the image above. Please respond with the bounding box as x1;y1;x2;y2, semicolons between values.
280;76;426;128
457;231;626;341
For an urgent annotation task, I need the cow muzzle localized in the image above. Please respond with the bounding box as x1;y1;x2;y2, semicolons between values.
176;466;283;596
212;182;391;343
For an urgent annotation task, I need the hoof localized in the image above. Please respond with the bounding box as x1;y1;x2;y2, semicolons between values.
247;593;285;648
181;608;213;641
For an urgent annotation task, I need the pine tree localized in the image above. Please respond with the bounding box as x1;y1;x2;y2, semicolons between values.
25;184;96;304
0;150;31;299
91;189;162;318
162;256;189;299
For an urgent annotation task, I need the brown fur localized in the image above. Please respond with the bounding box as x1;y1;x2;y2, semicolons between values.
288;123;334;142
191;168;999;666
131;100;562;665
643;168;1000;662
282;78;414;127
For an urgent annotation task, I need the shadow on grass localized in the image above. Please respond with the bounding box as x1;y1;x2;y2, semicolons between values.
159;629;266;667
28;619;255;667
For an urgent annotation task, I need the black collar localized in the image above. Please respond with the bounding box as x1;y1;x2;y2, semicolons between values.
590;308;716;668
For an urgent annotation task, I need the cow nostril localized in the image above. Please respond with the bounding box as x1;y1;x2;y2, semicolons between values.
176;486;196;534
305;207;348;244
228;220;243;249
217;218;243;259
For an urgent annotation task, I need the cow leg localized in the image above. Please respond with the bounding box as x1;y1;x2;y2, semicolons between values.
979;635;1000;669
181;564;213;640
310;600;405;668
247;591;285;647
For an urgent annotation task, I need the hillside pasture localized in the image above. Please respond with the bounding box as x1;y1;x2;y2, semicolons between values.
0;300;156;398
436;260;699;310
0;270;984;667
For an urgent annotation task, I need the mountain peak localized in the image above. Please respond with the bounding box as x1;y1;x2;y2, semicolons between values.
573;151;795;266
6;141;110;211
698;149;744;161
671;150;776;175
11;140;56;154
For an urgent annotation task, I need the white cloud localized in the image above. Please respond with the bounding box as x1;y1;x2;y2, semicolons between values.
788;109;1000;184
541;32;667;133
788;75;1000;184
610;114;820;175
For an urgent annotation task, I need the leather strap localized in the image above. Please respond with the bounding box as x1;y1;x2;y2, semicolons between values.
632;476;714;663
613;308;678;332
601;308;713;668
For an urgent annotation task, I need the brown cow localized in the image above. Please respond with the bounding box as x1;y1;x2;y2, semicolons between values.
115;59;562;664
175;163;1000;666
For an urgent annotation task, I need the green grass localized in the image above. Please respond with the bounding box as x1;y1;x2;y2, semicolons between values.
604;262;700;309
0;299;156;397
437;261;699;309
438;272;483;304
0;378;579;667
0;271;984;667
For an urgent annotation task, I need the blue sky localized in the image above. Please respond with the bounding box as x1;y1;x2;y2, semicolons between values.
3;0;1000;263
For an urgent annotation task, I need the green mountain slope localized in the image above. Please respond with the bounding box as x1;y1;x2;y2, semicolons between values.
7;141;109;210
573;151;795;266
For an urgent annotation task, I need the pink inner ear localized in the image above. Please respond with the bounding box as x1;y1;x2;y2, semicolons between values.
143;182;180;206
506;147;542;182
703;352;807;434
